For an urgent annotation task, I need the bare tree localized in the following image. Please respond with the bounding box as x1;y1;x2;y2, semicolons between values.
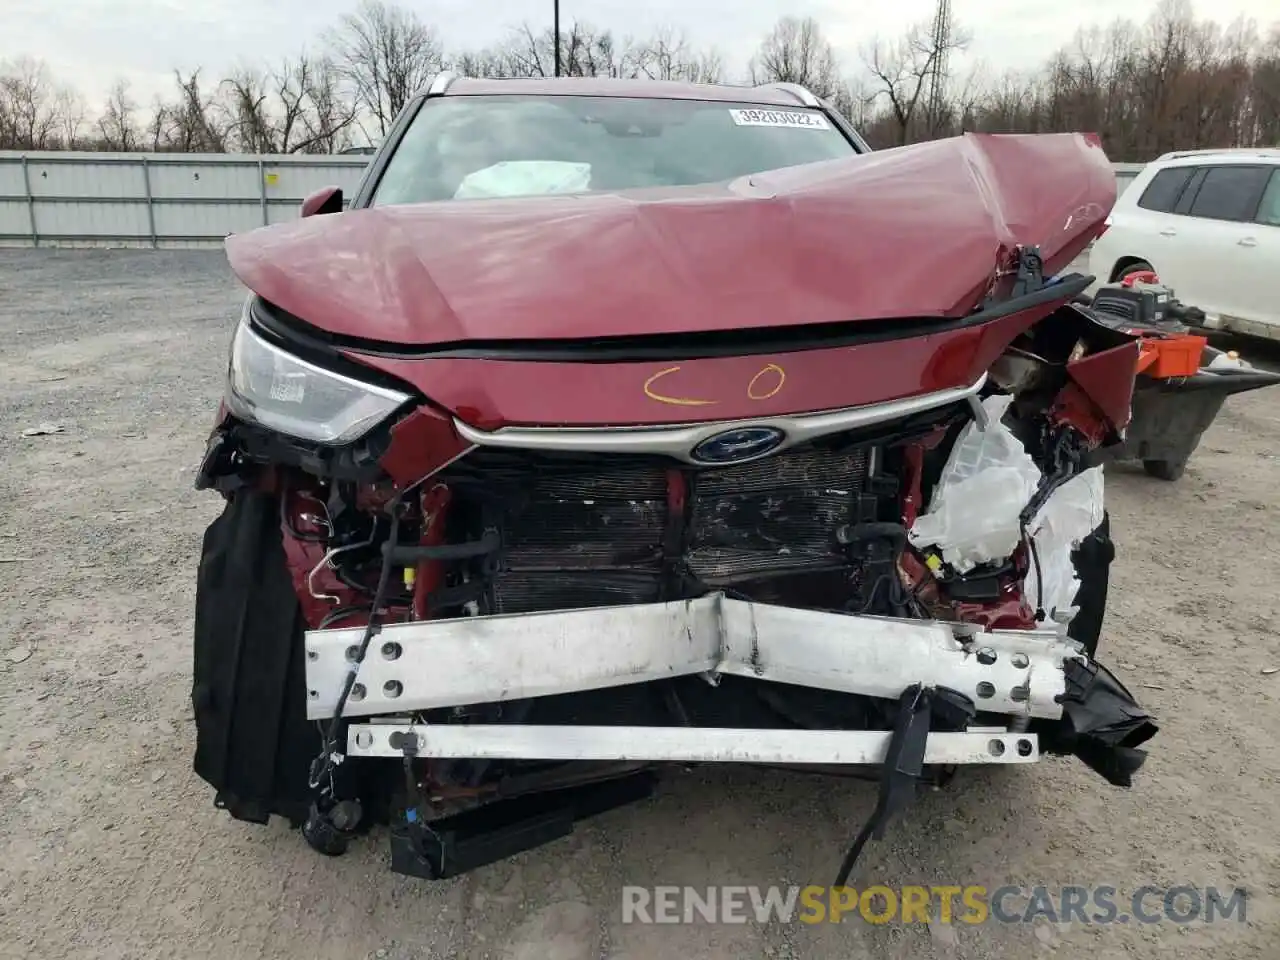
451;48;512;78
147;70;227;152
5;3;1280;161
862;19;970;144
218;55;360;153
1252;25;1280;146
285;55;360;153
491;21;632;78
54;87;86;149
272;59;314;152
631;27;724;83
451;22;723;85
176;69;228;151
832;76;877;129
504;23;559;77
0;57;62;149
328;0;443;138
221;67;275;153
749;17;842;101
950;61;989;133
145;96;170;151
98;78;139;151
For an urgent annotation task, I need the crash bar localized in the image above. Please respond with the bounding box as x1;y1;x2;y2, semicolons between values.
345;725;1041;765
304;593;1082;721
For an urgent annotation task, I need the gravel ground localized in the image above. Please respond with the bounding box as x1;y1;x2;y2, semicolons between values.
1;249;1278;960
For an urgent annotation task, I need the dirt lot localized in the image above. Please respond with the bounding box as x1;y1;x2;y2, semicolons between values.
0;249;1277;960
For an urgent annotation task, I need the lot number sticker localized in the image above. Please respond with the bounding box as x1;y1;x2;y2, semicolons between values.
730;109;830;130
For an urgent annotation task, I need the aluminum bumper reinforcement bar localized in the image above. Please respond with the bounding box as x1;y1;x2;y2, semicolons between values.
305;592;1083;721
345;724;1040;765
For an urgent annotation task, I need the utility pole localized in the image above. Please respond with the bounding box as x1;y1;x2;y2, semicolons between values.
554;0;562;77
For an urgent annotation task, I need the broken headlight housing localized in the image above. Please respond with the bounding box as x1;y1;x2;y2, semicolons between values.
225;302;410;445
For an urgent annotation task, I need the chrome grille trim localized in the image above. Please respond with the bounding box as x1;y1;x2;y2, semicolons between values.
452;376;985;464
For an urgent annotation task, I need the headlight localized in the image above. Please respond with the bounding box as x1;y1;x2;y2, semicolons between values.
225;304;410;445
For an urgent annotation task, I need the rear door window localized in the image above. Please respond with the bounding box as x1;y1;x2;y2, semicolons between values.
1172;168;1207;215
1186;165;1271;222
1137;167;1194;213
1256;170;1280;227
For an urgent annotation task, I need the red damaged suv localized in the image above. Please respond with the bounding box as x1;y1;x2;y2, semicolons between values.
193;74;1157;882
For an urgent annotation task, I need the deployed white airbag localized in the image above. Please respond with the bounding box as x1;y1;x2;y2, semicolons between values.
454;160;593;199
1023;466;1105;620
909;394;1106;620
909;395;1041;572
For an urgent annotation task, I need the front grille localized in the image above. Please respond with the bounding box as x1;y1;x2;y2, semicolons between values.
439;444;872;614
688;450;867;583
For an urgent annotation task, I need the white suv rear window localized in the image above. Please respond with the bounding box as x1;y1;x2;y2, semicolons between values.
1255;171;1280;226
1185;166;1271;222
1137;168;1194;213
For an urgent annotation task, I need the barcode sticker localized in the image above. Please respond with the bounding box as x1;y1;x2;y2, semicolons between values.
730;109;830;130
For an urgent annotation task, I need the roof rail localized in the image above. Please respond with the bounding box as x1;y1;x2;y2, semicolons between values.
1157;147;1280;161
756;82;822;108
427;71;459;96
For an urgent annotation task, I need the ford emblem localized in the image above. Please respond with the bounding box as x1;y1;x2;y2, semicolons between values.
691;427;786;464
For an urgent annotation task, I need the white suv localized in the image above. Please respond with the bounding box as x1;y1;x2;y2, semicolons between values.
1088;149;1280;340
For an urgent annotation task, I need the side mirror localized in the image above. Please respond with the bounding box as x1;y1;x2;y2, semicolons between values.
300;186;344;218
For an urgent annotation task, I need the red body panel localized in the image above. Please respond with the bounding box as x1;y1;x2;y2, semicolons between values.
1064;341;1140;433
353;304;1057;430
378;406;470;484
225;133;1114;348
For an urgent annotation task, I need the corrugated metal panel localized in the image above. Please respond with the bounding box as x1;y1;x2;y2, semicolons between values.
261;162;368;199
0;198;30;237
0;151;1144;249
25;158;146;198
148;160;260;200
267;203;297;226
34;200;151;238
0;151;371;246
153;201;263;238
0;161;27;195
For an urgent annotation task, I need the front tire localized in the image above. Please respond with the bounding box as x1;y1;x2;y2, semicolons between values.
1113;259;1155;283
1143;458;1187;482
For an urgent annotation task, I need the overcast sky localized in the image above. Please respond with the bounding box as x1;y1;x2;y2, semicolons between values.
5;0;1278;108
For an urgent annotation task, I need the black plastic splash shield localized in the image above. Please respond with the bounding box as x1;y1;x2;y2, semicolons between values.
192;490;320;825
1039;658;1158;787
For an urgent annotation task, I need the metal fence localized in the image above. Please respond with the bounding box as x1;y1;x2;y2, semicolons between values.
0;151;1148;249
1114;163;1145;195
0;151;370;248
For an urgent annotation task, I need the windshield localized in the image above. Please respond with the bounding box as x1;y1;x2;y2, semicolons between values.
371;95;858;205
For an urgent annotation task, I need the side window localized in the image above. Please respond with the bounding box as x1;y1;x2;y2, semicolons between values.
1256;170;1280;227
1186;166;1271;222
1137;167;1193;213
1173;168;1207;215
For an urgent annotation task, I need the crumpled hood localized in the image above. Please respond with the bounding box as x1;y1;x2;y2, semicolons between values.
225;132;1115;346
